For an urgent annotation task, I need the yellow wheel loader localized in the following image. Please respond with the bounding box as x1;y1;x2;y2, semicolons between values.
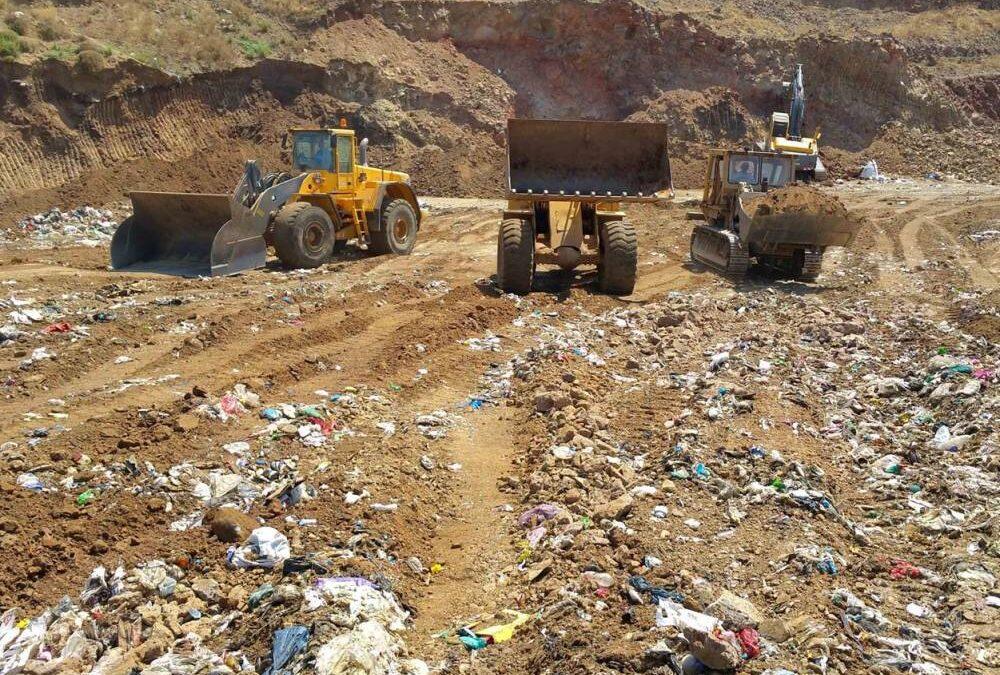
496;119;672;296
688;149;858;280
111;121;421;276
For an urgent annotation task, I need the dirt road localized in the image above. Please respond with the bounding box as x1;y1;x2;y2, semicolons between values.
0;179;997;673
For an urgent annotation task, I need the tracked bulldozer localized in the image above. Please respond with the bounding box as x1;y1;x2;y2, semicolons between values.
688;148;858;280
111;122;421;276
497;118;672;295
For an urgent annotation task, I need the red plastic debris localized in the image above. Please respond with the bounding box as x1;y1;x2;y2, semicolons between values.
219;394;241;415
890;560;922;580
41;322;72;334
736;627;760;659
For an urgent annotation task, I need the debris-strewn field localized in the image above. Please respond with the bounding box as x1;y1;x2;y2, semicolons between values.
0;179;997;674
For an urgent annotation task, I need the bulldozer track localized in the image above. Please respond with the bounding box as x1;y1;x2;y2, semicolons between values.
690;224;749;278
798;248;823;281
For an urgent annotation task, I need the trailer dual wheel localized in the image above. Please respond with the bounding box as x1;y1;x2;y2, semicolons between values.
497;218;535;295
370;199;418;255
597;219;638;295
273;203;335;269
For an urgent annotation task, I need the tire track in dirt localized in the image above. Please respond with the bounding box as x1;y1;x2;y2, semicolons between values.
410;407;515;643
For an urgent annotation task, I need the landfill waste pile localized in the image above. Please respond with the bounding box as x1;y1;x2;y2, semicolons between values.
3;206;128;249
0;178;997;675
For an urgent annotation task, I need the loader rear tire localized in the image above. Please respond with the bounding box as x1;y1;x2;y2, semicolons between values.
273;203;335;269
497;218;534;295
598;219;637;295
370;199;418;255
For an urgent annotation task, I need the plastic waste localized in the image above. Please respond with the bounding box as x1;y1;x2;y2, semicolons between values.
227;527;291;569
475;610;531;644
263;625;309;675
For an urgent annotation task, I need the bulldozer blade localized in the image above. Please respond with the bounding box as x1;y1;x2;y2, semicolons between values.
747;213;859;248
111;192;267;277
507;119;671;199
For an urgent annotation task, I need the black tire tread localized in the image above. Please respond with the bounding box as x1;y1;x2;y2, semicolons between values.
598;219;638;295
497;218;534;295
370;198;417;255
273;202;334;269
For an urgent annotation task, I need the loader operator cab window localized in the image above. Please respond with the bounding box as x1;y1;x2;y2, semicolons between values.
728;155;759;185
336;135;353;174
292;131;333;172
760;157;792;187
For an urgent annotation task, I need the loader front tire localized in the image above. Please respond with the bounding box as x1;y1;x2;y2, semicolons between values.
273;203;335;269
497;218;534;295
598;219;637;295
370;199;418;255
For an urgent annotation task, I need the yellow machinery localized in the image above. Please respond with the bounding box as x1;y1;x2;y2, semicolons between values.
111;121;421;276
497;119;672;295
763;64;827;181
689;148;856;279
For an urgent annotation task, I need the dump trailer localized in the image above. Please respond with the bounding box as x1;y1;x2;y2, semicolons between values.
496;118;672;295
689;149;857;280
111;123;421;277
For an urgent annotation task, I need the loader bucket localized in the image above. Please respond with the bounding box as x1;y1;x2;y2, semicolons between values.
507;119;671;198
111;192;267;277
741;188;859;248
747;212;859;248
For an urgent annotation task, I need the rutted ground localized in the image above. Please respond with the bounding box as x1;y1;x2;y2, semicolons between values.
0;183;997;673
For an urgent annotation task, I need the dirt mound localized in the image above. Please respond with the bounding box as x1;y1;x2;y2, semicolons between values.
749;185;851;219
0;0;995;232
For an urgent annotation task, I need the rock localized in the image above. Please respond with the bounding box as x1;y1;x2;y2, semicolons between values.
225;585;249;609
683;627;742;670
594;494;634;521
875;377;907;397
205;508;257;543
137;622;173;663
173;413;200;433
706;590;764;629
535;392;556;413
759;617;794;643
656;312;685;328
535;391;572;413
191;578;221;604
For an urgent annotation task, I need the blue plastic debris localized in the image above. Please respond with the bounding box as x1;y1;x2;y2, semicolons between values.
263;625;310;675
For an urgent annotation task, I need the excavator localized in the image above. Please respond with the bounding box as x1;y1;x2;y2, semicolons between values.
762;64;827;181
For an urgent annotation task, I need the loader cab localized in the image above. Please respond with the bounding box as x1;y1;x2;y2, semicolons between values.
290;127;357;191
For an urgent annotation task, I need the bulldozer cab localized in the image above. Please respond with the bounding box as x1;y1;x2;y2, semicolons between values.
290;128;358;191
713;151;795;192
